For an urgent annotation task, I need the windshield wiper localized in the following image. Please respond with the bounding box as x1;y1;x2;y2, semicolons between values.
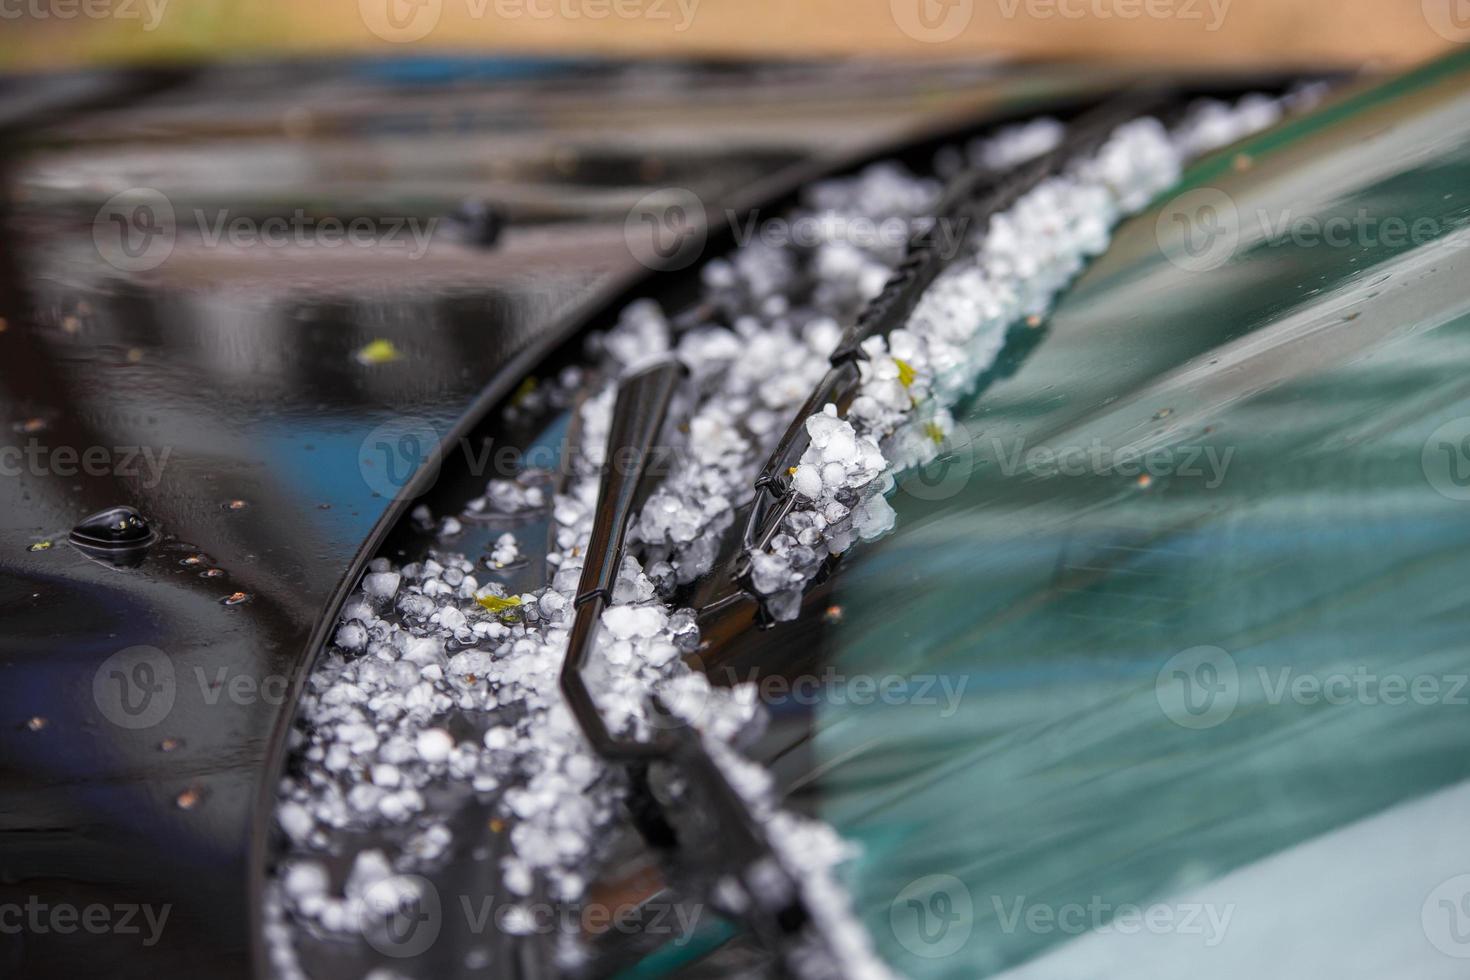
731;89;1180;603
559;359;848;978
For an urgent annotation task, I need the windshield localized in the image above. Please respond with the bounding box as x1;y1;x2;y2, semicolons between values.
801;54;1470;979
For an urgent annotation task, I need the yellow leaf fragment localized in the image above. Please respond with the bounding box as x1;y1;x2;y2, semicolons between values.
476;593;523;615
355;338;402;365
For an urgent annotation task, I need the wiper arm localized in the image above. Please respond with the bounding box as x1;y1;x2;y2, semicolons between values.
560;358;684;760
558;359;847;978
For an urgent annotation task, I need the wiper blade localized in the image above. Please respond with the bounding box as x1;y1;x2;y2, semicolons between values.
735;89;1179;587
559;359;846;978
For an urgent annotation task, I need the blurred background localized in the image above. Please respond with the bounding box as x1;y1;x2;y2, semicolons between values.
0;0;1459;71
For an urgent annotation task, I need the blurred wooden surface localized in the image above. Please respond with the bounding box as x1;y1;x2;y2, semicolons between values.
0;0;1458;71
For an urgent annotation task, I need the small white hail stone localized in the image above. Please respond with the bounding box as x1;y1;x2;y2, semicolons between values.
490;532;521;567
415;728;454;764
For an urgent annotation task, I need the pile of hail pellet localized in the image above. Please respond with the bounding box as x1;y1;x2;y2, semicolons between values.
267;93;1299;979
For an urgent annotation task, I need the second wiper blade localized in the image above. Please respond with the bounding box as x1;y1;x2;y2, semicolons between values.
737;89;1180;576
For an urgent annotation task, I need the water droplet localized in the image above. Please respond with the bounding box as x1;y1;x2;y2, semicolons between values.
176;787;203;810
222;591;251;606
224;499;248;511
15;417;46;434
26;716;46;732
824;605;844;624
1136;474;1154;489
1153;408;1173;420
27;540;52;552
200;568;225;579
180;555;206;567
159;737;183;752
71;505;152;546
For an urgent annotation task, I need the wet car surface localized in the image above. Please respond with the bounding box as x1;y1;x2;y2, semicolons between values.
6;47;1467;980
